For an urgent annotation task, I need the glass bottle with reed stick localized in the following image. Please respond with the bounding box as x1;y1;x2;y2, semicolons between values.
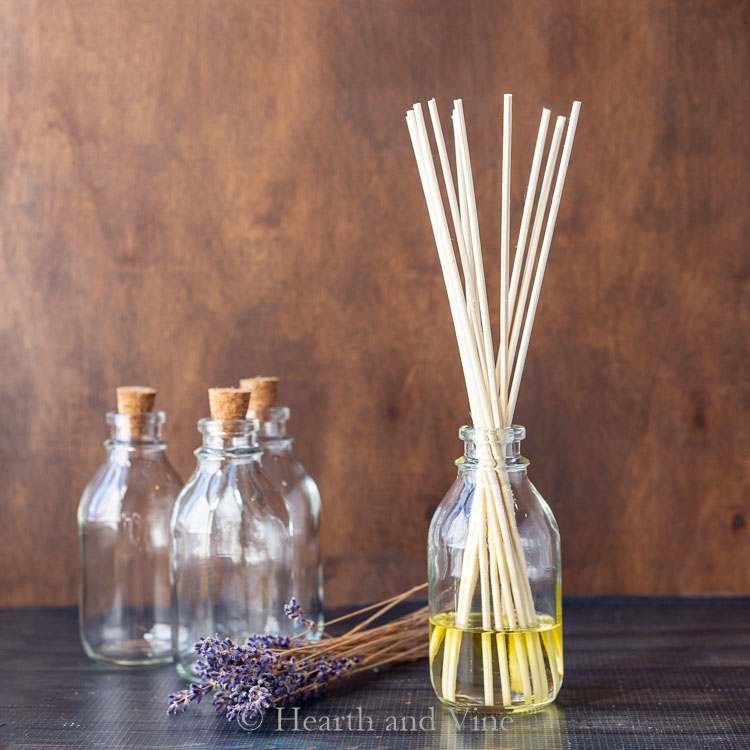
406;92;579;712
170;388;293;679
428;425;562;712
240;376;323;635
78;386;184;665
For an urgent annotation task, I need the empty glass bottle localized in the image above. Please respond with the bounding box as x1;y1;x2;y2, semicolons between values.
256;406;323;633
78;402;183;665
428;425;562;713
170;415;293;679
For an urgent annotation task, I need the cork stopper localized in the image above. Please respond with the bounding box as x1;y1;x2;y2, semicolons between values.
208;387;251;420
116;386;156;414
240;376;279;418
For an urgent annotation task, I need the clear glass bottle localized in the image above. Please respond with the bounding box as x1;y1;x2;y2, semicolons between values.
256;406;323;634
428;425;562;713
78;410;183;665
170;417;293;679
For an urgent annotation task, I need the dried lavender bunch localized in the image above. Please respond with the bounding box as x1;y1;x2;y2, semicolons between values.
167;584;428;727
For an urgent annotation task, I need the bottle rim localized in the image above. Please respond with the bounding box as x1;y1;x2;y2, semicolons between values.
458;424;526;444
197;417;259;438
106;410;166;426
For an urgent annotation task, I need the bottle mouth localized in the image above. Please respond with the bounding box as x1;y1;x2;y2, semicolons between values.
249;406;290;422
107;411;166;427
106;411;165;442
197;418;261;456
253;406;291;442
458;424;526;444
198;418;259;439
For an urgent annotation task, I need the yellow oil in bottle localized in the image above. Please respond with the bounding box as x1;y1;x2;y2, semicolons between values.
429;613;563;713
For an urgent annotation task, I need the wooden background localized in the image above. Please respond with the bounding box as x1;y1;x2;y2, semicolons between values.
1;0;748;608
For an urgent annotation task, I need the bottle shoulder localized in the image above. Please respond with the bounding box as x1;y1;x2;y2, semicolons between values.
261;451;321;515
430;469;557;535
77;460;116;520
171;460;290;531
513;476;559;535
78;453;183;525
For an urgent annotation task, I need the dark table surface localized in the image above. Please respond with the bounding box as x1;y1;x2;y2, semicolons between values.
1;597;749;750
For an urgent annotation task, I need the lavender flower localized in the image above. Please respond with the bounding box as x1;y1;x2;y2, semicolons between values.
284;596;317;630
167;682;212;714
167;598;356;727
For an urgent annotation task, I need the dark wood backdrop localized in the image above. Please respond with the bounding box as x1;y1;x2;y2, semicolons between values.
1;0;748;607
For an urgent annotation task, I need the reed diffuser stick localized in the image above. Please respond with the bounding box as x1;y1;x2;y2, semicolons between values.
507;115;566;368
409;105;519;703
428;100;485;375
508;101;581;422
498;94;512;421
412;104;498;702
507;108;550;321
452;101;502;425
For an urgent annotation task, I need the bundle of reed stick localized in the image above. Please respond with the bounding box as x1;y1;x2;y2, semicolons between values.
406;95;579;707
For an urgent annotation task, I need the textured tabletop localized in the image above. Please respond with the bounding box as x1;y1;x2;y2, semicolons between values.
1;597;749;750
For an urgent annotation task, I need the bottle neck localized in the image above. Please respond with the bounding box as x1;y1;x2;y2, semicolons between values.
252;406;293;450
105;411;167;451
457;425;530;472
195;418;262;460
